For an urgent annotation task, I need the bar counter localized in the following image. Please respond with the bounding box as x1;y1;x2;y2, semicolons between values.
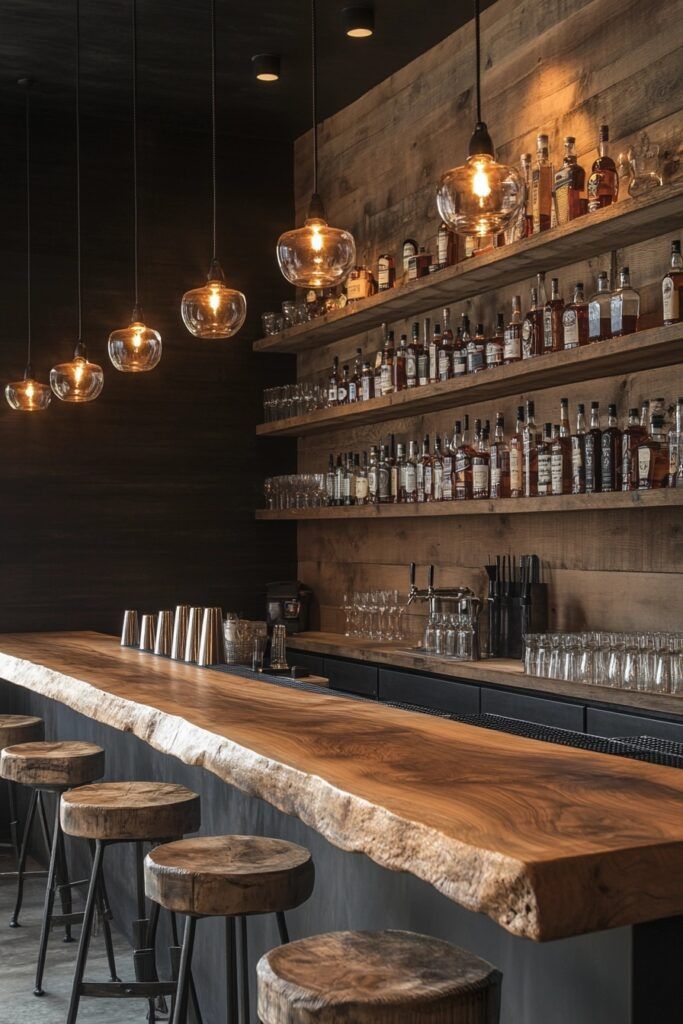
2;630;683;949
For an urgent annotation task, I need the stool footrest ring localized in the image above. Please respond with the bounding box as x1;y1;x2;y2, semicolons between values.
79;981;177;999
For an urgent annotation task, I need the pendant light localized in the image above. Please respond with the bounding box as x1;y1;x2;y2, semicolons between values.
181;0;246;339
276;0;356;290
50;0;104;402
436;0;524;238
108;0;162;372
5;80;52;412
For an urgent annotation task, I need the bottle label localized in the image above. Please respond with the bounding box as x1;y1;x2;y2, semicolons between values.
416;464;425;501
451;353;467;375
433;463;443;500
406;353;417;384
429;345;438;381
663;278;681;322
417;353;429;386
424;465;433;497
638;446;651;486
466;346;484;373
486;342;503;366
572;444;583;470
588;300;602;339
405;464;417;495
337;385;348;403
437;231;450;266
602;435;614;490
538;453;552;493
543;310;553;349
490;466;501;489
563;309;579;348
361;377;373;401
509;449;521;492
551;452;564;494
380;366;392;395
342;475;352;499
584;436;595;491
348;381;357;402
378;467;390;499
442;460;453;499
521;318;535;359
355;477;368;500
473;464;488;494
368;468;378;497
328;385;338;403
503;327;521;361
378;260;390;288
390;466;399;499
610;295;622;333
438;350;451;380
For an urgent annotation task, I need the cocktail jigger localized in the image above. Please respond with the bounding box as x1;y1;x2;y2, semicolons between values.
184;607;204;663
139;614;157;652
154;610;174;656
197;607;226;667
121;610;140;647
171;605;190;660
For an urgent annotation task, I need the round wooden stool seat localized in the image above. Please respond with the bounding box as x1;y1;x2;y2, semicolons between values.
60;781;200;841
144;835;314;917
257;930;502;1024
0;740;104;789
0;714;44;750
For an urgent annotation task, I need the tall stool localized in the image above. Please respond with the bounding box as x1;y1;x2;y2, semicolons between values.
257;930;502;1024
144;834;315;1024
0;714;46;926
0;739;111;996
61;780;201;1024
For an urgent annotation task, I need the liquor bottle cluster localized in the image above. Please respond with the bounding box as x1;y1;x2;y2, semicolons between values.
323;396;683;505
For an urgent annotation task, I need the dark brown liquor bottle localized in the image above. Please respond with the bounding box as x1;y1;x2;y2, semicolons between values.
504;296;523;364
637;415;669;490
441;431;454;501
377;444;391;503
509;405;525;498
610;266;640;337
584;401;602;494
328;355;340;406
429;322;441;384
562;282;589;349
379;331;395;397
472;420;490;500
588;272;612;342
543;278;564;352
349;348;363;402
437;222;457;269
416;435;431;503
621;407;645;492
417;318;431;387
587;124;619;212
600;403;622;492
432;435;444;501
531;133;553;233
537;423;554;496
467;323;486;374
489;413;510;498
522;399;540;497
368;446;379;504
663;240;683;325
551;398;572;495
393;335;408;392
451;326;467;377
522;286;543;359
454;415;475;500
437;320;453;381
396;443;407;503
552;136;586;225
571;403;587;494
389;434;399;503
486;313;505;368
406;323;419;388
405;441;418;502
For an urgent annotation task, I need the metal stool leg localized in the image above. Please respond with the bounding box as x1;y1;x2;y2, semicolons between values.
65;840;104;1024
9;788;38;927
55;804;74;943
225;916;238;1024
170;912;203;1024
95;876;119;981
36;790;52;861
172;915;197;1024
237;916;250;1024
276;910;289;944
7;781;20;867
33;795;63;996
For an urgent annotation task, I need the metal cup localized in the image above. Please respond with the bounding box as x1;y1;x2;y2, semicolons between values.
171;605;190;661
270;623;289;671
154;610;174;656
184;607;204;663
121;610;140;647
139;614;157;652
197;607;226;667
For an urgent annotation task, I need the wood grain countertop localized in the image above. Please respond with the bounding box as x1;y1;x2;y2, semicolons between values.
1;631;683;942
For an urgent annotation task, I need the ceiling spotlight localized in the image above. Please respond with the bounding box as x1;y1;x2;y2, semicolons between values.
342;5;374;38
252;53;281;82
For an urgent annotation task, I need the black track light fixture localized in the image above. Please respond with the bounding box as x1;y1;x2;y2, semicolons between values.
342;5;374;38
252;53;281;82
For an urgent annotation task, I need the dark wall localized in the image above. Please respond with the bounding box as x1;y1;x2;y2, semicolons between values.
0;105;296;632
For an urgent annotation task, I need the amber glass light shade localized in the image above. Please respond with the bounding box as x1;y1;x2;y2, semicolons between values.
108;308;162;372
277;194;356;289
181;259;246;339
437;139;525;239
50;342;104;403
5;365;52;411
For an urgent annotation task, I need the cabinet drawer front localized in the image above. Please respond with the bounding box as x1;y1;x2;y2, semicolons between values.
379;668;479;716
323;657;378;698
587;708;683;744
481;688;585;731
287;651;324;676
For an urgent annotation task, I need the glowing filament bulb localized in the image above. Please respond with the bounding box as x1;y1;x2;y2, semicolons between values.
209;286;222;313
472;160;492;199
25;381;35;399
310;223;324;252
73;358;85;384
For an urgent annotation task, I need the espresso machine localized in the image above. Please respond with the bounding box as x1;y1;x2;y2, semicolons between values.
265;581;312;635
407;563;482;661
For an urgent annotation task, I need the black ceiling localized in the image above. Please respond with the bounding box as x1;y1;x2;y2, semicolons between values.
0;0;488;141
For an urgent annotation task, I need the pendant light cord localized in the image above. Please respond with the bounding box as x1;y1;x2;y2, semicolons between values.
132;0;139;309
311;0;318;195
211;0;217;261
474;0;482;123
24;83;32;367
75;0;83;343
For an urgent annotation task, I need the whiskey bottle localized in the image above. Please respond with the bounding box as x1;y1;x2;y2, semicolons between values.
571;403;587;494
405;441;418;502
402;238;418;277
537;423;554;496
637;415;669;489
429;322;441;384
584;401;602;494
562;282;589;349
452;326;467;377
531;133;553;233
373;348;383;396
338;364;351;404
601;403;622;492
610;266;640;337
551;398;572;495
379;336;394;397
522;399;540;497
349;348;363;402
621;408;645;492
406;323;419;388
334;453;344;505
587;125;619;212
416;435;430;502
454;416;475;500
504;295;523;364
388;434;398;503
377;253;395;291
437;222;457;269
543;278;564;352
377;445;391;503
395;443;407;503
552;136;586;225
422;435;435;502
432;435;444;501
438;320;453;381
486;313;505;368
442;432;454;500
669;397;683;487
472;420;490;500
393;335;408;392
663;240;683;325
328;355;340;406
417;318;431;386
368;445;379;503
588;271;612;342
489;413;510;498
467;323;486;374
518;153;533;239
355;452;369;505
325;454;335;505
342;453;353;506
360;360;374;401
522;286;543;359
509;405;525;498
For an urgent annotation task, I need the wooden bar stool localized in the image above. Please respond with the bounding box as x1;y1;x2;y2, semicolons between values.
0;714;46;926
144;834;315;1024
257;930;502;1024
61;780;201;1024
0;739;110;996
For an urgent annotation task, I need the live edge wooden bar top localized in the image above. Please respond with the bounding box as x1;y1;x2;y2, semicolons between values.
2;632;683;943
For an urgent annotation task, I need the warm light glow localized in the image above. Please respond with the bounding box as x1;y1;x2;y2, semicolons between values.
347;26;372;36
277;215;356;289
310;222;324;252
50;345;104;402
256;71;279;82
108;315;162;372
181;265;247;340
472;159;492;199
5;373;52;412
437;152;525;237
208;285;222;312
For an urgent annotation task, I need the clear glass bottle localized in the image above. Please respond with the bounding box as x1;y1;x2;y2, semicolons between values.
504;295;523;364
584;401;602;494
432;435;444;501
325;453;335;505
610;266;640;337
551;398;572;495
509;405;525;498
531;133;553;233
601;403;622;492
416;435;431;502
522;286;544;359
328;355;340;406
537;423;554;496
637;415;669;489
523;399;540;497
472;420;490;499
486;313;505;368
587;124;619;212
669;397;683;487
588;271;612;342
342;452;353;505
334;453;344;505
451;326;467;377
489;413;510;498
621;408;645;492
454;415;475;500
562;282;589;349
405;441;418;502
663;240;683;325
467;323;486;374
368;445;379;503
417;317;431;386
437;321;452;381
441;432;454;500
388;434;398;503
543;277;564;352
571;403;587;494
429;322;441;384
378;444;391;503
360;360;374;401
396;442;407;502
355;451;369;505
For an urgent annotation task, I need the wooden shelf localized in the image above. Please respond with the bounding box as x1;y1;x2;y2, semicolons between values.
256;323;683;437
253;183;683;355
256;489;683;520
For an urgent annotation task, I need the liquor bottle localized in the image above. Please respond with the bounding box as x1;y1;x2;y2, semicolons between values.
452;326;467;377
355;452;369;505
531;133;553;233
588;272;612;342
334;453;344;505
552;136;586;225
503;296;523;364
338;364;351;404
637;415;669;489
438;320;453;381
454;416;475;500
551;398;572;495
522;286;543;359
486;313;505;368
376;444;390;503
467;323;486;374
601;403;622;492
509;405;525;498
373;348;383;396
417;318;431;386
416;435;430;502
402;239;418;277
388;435;398;503
377;253;395;291
537;423;553;496
342;453;353;505
587;124;619;212
405;441;418;502
582;401;601;494
571;403;587;494
621;408;645;492
368;445;379;503
437;222;457;269
432;435;444;500
669;398;683;487
349;348;363;402
518;153;533;239
422;435;435;502
543;278;564;352
395;443;407;503
562;282;589;349
393;335;408;392
442;432;454;500
610;266;640;337
489;413;510;498
429;322;441;384
360;360;374;401
522;399;540;497
663;240;683;325
325;454;335;505
472;420;490;499
406;323;418;388
380;333;395;396
328;356;340;406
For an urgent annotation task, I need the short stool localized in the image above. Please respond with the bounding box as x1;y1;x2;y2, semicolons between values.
0;714;45;925
0;739;110;995
61;780;201;1024
145;834;315;1024
257;930;502;1024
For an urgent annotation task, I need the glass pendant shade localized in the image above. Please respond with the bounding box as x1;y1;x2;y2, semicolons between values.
181;259;246;339
437;124;525;238
50;342;104;403
5;365;52;411
277;194;356;289
108;308;162;372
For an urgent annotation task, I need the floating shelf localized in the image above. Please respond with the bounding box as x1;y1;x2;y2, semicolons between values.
256;323;683;437
253;182;683;355
256;489;683;520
